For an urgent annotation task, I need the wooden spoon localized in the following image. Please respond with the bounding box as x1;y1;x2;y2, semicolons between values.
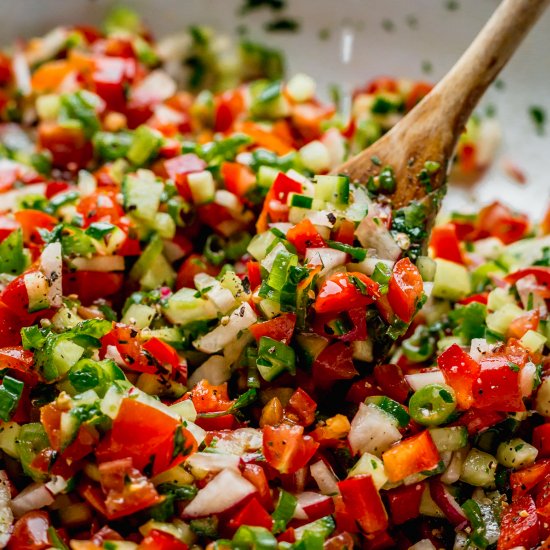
335;0;549;210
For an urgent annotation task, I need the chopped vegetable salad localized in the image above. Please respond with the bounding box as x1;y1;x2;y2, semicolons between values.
0;6;546;550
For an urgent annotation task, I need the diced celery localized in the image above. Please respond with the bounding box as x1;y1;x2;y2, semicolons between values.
519;329;547;353
486;303;524;335
496;438;538;469
432;259;471;301
187;171;216;205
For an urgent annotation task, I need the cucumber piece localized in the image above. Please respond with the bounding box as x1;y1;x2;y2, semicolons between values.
429;426;468;453
163;288;217;325
140;253;176;291
348;452;388;489
365;396;410;428
0;421;21;458
121;304;157;329
486;303;524;336
416;256;436;282
16;423;50;481
459;448;497;487
286;73;316;103
314;175;350;205
419;486;445;518
289;193;313;209
258;298;282;319
123;170;163;222
502;234;550;270
519;329;547;353
294;515;335;541
487;287;515;311
247;230;278;261
154;212;176;239
144;327;183;348
496;438;538;469
24;271;50;313
257;166;279;189
536;377;550;417
432;259;471;301
127;125;162;165
59;410;81;451
187;171;216;205
294;333;328;368
52;339;86;379
130;234;164;282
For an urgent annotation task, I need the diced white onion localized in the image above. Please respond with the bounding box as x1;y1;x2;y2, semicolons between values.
520;361;537;397
77;170;97;197
310;460;339;495
188;355;230;387
12;51;31;96
355;216;401;261
131;69;177;104
11;483;54;518
305;248;347;276
185;452;240;479
405;370;446;391
40;242;63;308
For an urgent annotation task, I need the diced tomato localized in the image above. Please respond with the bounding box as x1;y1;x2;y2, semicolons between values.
429;224;464;264
346;376;382;404
312;341;358;390
438;344;481;409
228;496;273;532
473;353;525;412
534;424;550;458
0;307;24;347
221;162;256;198
498;495;539;550
338;475;388;534
387;258;423;323
314;272;379;315
256;172;302;233
163;154;207;201
242;464;272;511
93;56;135;113
363;77;398;94
249;313;296;344
96;398;197;476
14;210;57;245
190;380;233;414
100;324;155;374
7;510;51;550
291;102;335;142
312;306;367;343
373;363;411;404
246;260;262;290
386;482;425;525
138;530;188;550
176;254;219;290
455;408;506;435
76;189;123;226
382;431;440;482
0;274;37;323
286;218;326;256
38;122;93;170
405;81;433;111
142;338;182;373
507;309;539;339
0;53;12;86
510;459;550;497
0;346;34;374
332;219;355;246
262;423;319;474
286;388;317;426
475;201;530;245
63;271;123;306
214;89;245;132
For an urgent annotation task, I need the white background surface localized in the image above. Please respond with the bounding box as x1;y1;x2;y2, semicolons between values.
2;0;550;218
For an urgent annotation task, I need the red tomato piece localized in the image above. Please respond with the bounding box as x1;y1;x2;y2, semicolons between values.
163;154;207;201
176;254;219;290
286;218;327;256
429;223;464;264
312;341;358;390
346;376;382;404
138;530;188;550
7;511;51;550
382;431;440;482
0;309;24;347
286;388;317;427
498;495;539;550
63;271;123;306
363;77;398;94
386;482;425;525
534;424;550;458
373;363;411;404
475;201;530;245
458;292;489;306
338;475;388;534
190;380;233;414
142;338;181;371
510;459;550;498
387;258;423;323
228;496;273;532
437;344;481;409
38;122;93;170
505;266;550;288
214;89;245;132
454;408;506;435
507;309;539;339
256;173;302;233
221;162;256;198
314;272;379;315
262;423;319;474
76;189;123;226
242;463;272;511
249;313;296;344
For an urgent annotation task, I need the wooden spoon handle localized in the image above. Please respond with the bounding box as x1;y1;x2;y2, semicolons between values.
424;0;550;143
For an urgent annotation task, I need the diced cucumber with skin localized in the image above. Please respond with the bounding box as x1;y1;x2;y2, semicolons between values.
142;327;183;347
0;422;21;458
294;333;329;367
496;438;538;469
163;288;218;325
314;175;350;205
121;303;157;329
127;125;162;165
47;340;85;380
432;259;471;301
348;452;388;489
419;486;445;518
293;515;335;541
364;396;410;428
170;399;197;422
416;256;437;282
459;448;497;487
289;193;313;209
487;287;515;311
123;171;163;222
140;518;196;546
140;253;176;290
16;423;50;481
429;426;468;453
187;171;216;205
100;385;126;419
536;378;550;417
486;303;524;335
130;234;164;282
502;234;550;270
520;329;547;353
258;298;282;319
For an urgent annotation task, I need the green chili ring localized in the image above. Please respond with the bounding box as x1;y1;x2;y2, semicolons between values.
409;383;457;426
